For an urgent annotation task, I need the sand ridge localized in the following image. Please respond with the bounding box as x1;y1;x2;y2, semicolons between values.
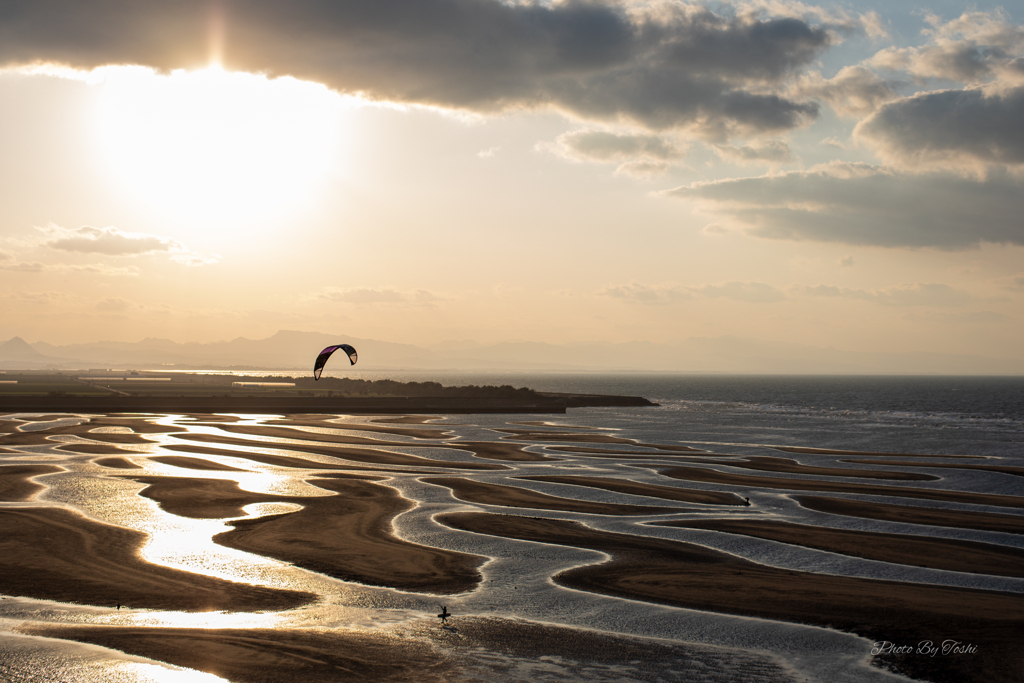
688;455;940;481
421;476;686;515
0;507;314;611
0;464;64;501
214;476;484;594
440;511;1024;683
658;518;1024;577
519;475;747;506
644;464;1024;508
796;495;1024;535
172;432;508;470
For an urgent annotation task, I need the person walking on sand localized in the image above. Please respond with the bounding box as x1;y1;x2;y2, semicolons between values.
437;605;451;624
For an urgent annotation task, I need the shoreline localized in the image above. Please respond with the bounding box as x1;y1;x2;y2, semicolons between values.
0;392;657;415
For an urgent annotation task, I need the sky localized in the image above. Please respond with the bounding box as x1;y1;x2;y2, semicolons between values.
1;0;1022;366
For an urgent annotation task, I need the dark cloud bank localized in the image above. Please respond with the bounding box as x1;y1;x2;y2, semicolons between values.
0;0;840;136
857;85;1024;166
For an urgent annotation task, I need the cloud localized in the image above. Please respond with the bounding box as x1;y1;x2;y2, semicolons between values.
698;280;787;302
712;139;794;164
793;282;974;307
855;85;1024;167
0;1;838;137
549;129;686;176
600;280;785;304
600;283;694;304
62;263;141;276
42;225;181;256
837;255;854;267
819;136;847;149
665;161;1024;249
95;298;135;312
318;286;445;305
868;11;1024;84
795;65;897;117
0;260;45;272
170;252;221;266
0;257;139;275
997;272;1024;291
943;310;1010;323
38;224;218;265
555;130;685;163
850;12;1024;171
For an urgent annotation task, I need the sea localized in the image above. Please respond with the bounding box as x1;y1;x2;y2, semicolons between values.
322;372;1024;458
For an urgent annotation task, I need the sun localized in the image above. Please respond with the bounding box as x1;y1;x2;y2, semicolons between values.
95;66;345;226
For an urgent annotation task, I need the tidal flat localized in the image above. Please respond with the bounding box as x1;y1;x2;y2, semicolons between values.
1;410;1021;683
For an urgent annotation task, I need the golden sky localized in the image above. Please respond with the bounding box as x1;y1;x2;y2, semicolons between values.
1;1;1022;368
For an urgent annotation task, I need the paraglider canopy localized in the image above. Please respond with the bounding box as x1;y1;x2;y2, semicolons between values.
314;344;357;380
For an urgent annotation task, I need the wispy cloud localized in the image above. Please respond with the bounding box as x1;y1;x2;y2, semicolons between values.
37;224;218;265
547;129;687;176
0;260;45;272
712;139;794;165
795;65;898;117
665;161;1024;249
997;272;1024;291
600;281;786;304
868;11;1024;84
94;298;136;312
317;287;445;306
793;282;975;306
42;225;181;256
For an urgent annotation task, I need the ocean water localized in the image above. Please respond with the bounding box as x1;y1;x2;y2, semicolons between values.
330;372;1024;457
1;373;1022;682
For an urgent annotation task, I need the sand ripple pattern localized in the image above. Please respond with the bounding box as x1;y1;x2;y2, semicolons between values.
0;411;1022;683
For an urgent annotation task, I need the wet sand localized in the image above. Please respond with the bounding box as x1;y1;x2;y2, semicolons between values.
18;616;795;683
774;446;986;459
148;455;250;471
173;432;507;470
841;458;1024;478
3;411;1021;683
193;422;550;463
421;477;684;515
93;456;142;469
214;477;484;594
161;443;452;474
441;440;558;461
18;624;453;683
0;416;180;448
689;455;939;481
646;464;1024;508
0;464;63;501
441;512;1024;683
659;518;1024;577
193;422;428;447
268;415;450;439
123;476;317;519
796;495;1024;535
520;475;748;506
496;428;700;451
0;507;314;611
57;443;140;454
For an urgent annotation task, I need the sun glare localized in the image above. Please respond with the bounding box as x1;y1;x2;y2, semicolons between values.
96;66;344;225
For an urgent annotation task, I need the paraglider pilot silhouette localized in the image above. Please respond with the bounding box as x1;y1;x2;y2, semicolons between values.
313;344;357;379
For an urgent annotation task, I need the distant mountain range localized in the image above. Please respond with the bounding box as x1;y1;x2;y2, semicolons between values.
1;330;1022;374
